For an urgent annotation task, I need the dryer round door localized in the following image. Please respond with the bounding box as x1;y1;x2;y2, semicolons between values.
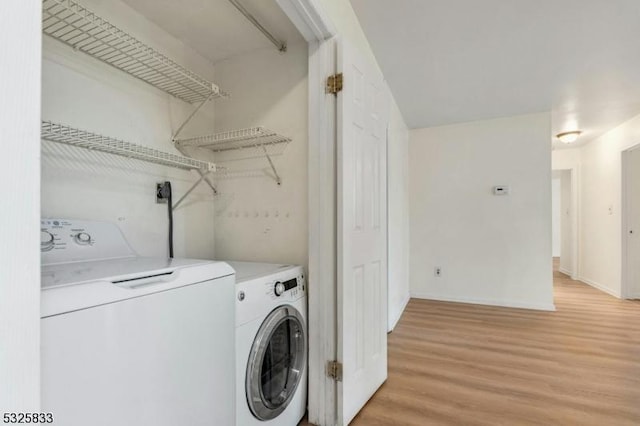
246;304;306;421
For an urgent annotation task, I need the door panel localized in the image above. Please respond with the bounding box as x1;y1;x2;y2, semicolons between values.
628;149;640;298
337;40;389;426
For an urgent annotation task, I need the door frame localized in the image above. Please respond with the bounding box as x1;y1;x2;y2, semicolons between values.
552;166;580;280
621;143;640;299
275;1;338;424
0;0;42;411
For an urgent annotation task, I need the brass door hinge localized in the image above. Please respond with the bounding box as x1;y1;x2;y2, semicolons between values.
326;73;343;95
327;360;343;381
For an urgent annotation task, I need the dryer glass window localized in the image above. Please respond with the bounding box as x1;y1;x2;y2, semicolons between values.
247;306;306;421
261;317;302;406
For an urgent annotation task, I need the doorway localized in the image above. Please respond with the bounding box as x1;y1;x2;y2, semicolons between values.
552;172;562;262
552;168;578;279
622;145;640;299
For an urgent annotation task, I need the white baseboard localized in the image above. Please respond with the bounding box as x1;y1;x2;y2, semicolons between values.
558;267;573;277
388;293;411;332
578;276;621;298
410;292;556;312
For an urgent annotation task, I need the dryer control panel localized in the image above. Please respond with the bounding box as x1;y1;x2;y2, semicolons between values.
235;265;306;327
272;277;301;297
41;218;136;265
261;275;304;301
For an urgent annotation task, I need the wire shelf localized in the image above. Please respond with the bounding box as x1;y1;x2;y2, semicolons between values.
210;167;271;179
174;127;291;162
42;0;224;104
42;121;215;172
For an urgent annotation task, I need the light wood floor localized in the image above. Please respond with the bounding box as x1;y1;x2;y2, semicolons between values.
305;260;640;425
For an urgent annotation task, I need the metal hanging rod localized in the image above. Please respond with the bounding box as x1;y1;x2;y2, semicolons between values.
42;0;226;104
227;0;287;52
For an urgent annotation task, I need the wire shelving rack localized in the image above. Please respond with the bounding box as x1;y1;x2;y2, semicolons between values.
41;121;216;172
42;0;223;104
175;127;291;184
41;0;293;188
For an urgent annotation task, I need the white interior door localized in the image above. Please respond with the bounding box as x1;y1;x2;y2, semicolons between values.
336;40;389;426
626;148;640;298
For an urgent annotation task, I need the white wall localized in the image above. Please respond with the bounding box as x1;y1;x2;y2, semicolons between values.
577;114;640;297
0;0;41;412
552;148;580;170
387;100;411;331
552;176;562;257
409;113;555;311
41;0;217;259
559;170;574;275
211;42;309;268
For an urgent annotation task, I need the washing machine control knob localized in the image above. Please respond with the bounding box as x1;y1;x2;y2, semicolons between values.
74;232;92;245
274;281;285;297
41;231;55;252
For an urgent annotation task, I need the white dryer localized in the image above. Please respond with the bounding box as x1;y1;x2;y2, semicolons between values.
229;261;307;426
40;218;236;426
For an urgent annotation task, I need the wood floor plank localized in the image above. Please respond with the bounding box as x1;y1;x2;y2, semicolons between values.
302;260;640;425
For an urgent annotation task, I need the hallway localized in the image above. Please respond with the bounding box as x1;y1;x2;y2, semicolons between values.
348;264;640;425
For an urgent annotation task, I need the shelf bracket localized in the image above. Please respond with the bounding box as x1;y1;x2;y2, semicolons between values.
172;169;216;210
227;0;287;52
172;92;216;142
197;169;218;195
173;140;219;197
262;146;282;185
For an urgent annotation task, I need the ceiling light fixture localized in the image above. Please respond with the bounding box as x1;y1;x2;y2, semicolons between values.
556;130;582;144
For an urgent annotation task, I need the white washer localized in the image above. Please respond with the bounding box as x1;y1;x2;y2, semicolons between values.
40;218;236;426
229;261;307;426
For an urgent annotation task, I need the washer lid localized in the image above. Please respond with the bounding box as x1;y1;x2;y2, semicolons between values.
41;258;234;318
42;257;215;289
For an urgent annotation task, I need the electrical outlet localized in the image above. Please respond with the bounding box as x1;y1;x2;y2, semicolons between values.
156;182;168;204
434;267;442;277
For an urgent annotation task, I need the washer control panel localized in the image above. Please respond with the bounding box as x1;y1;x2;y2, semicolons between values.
41;218;136;265
41;230;55;252
74;232;92;245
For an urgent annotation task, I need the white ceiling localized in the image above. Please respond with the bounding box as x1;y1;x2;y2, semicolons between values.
351;0;640;147
122;0;304;64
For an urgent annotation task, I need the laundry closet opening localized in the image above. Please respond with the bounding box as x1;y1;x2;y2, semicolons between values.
41;0;309;270
40;1;310;425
